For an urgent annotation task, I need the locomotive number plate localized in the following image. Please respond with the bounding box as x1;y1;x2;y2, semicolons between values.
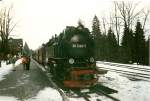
72;44;86;48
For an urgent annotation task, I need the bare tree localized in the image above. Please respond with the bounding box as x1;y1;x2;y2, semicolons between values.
102;17;107;34
114;1;143;29
113;2;122;45
111;1;146;46
0;6;17;59
142;9;150;30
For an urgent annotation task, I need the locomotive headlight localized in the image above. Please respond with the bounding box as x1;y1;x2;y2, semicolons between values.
54;64;57;67
90;57;95;63
69;58;74;64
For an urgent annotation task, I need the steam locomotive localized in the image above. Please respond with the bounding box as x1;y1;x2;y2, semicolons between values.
33;24;98;88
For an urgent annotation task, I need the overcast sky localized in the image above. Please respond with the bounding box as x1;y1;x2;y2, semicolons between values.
1;0;150;50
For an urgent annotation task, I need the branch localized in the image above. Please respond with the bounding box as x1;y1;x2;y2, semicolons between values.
9;22;17;34
143;10;150;30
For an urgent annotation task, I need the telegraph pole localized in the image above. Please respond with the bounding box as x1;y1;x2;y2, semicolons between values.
0;0;2;67
149;35;150;66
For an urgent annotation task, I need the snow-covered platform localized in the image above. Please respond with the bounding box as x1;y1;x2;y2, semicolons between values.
0;60;62;101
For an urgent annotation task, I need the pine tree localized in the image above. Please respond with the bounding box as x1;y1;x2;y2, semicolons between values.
134;21;146;64
107;28;118;61
121;25;134;63
22;42;30;56
145;38;149;65
92;15;101;38
100;34;107;60
92;15;102;60
130;29;136;63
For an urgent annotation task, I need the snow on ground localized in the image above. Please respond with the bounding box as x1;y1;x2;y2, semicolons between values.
97;63;149;75
99;71;150;101
0;59;22;81
69;98;85;101
0;60;63;101
100;61;150;70
0;87;63;101
0;61;13;81
0;60;22;101
0;96;18;101
68;70;150;101
97;61;150;101
27;87;62;101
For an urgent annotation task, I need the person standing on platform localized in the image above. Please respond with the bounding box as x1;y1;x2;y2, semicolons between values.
12;55;17;71
22;55;30;70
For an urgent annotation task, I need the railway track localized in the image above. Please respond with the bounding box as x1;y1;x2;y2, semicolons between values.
51;75;119;101
97;61;150;81
97;61;150;72
31;59;121;101
34;59;120;101
66;84;119;101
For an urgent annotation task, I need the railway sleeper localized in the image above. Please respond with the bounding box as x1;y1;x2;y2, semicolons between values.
67;84;119;101
71;90;91;101
89;85;119;101
90;84;118;94
94;89;120;101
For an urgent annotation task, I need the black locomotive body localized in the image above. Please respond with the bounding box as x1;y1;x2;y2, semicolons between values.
34;25;98;88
